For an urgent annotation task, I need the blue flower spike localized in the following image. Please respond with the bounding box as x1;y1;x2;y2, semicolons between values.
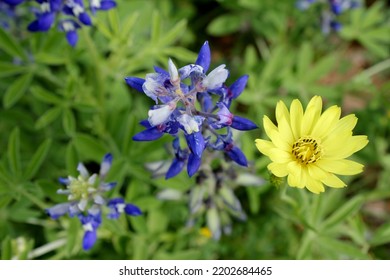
125;41;257;179
45;153;141;250
26;0;117;46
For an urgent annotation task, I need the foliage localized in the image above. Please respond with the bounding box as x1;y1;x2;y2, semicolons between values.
0;0;389;260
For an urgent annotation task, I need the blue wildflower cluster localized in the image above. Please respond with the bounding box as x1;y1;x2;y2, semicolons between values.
125;41;257;179
1;0;116;47
296;0;360;33
0;0;24;29
46;153;141;250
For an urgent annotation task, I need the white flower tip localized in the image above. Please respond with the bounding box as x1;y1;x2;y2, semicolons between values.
148;103;176;126
168;58;179;83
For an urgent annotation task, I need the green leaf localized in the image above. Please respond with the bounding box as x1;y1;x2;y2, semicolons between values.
24;139;52;180
207;14;242;36
66;142;79;174
147;210;168;234
297;42;313;77
35;107;62;129
1;236;12;260
108;9;120;35
3;73;33;108
158;19;187;47
370;221;390;247
305;54;336;83
34;53;66;65
321;195;364;230
0;28;27;60
317;236;369;259
31;86;63;104
0;62;28;78
7;127;21;176
66;218;81;257
150;11;161;44
72;133;107;160
62;109;76;136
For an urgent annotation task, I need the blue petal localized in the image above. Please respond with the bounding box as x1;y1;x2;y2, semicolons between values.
132;127;164;141
45;203;70;219
79;12;92;25
187;153;201;177
330;21;342;32
195;41;211;73
231;116;258;131
229;75;248;99
50;0;62;11
66;30;78;47
197;92;213;113
99;153;113;177
153;66;168;74
3;0;24;5
82;230;97;250
226;145;248;166
166;158;185;179
58;177;70;185
124;77;145;93
28;13;55;32
100;1;117;10
185;131;205;158
124;204;142;216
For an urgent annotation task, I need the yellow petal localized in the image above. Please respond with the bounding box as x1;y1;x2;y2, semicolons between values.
268;162;289;177
263;115;278;139
308;164;329;180
311;105;341;139
268;148;292;163
268;129;291;152
276;100;290;125
324;114;357;141
289;99;303;139
278;116;294;146
301;96;322;135
316;158;364;175
324;135;369;160
287;161;304;188
321;173;346;188
305;174;325;194
255;139;275;156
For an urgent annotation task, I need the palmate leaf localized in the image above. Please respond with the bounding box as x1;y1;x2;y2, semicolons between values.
369;221;390;247
7;128;21;177
24;139;52;180
0;28;28;61
3;73;33;108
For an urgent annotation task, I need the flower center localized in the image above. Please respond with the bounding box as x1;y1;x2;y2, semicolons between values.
69;176;94;200
292;137;322;165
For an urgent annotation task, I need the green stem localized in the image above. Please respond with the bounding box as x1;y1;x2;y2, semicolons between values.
355;58;390;80
27;238;66;259
17;186;48;210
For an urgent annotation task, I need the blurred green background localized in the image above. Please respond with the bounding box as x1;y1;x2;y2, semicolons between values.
0;0;389;259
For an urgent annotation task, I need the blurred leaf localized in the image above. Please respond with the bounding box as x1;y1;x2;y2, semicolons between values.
317;236;369;259
147;210;168;234
72;133;107;160
62;109;76;136
66;142;79;174
31;86;63;105
3;73;33;108
0;62;28;78
0;28;28;60
370;221;390;247
66;218;81;257
207;14;242;36
25;139;52;180
35;107;62;129
321;195;364;230
7;127;21;176
1;236;12;260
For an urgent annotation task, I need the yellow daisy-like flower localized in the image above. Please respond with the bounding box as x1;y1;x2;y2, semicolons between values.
255;96;368;194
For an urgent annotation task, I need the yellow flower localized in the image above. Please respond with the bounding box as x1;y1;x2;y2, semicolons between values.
255;96;368;194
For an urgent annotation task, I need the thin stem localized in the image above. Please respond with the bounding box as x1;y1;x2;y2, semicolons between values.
28;238;67;259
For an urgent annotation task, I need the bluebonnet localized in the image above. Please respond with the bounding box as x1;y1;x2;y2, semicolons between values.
0;0;25;29
26;0;117;47
125;41;257;179
296;0;360;33
45;153;141;250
